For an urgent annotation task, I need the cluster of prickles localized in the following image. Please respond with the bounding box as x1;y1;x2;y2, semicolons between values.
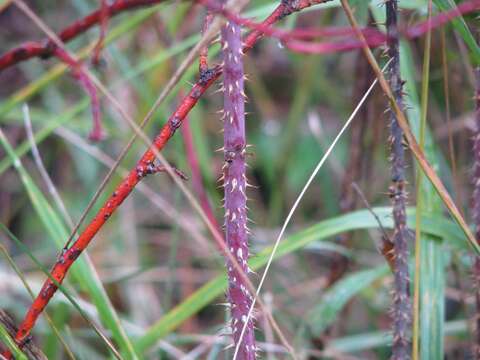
220;17;258;360
386;1;411;359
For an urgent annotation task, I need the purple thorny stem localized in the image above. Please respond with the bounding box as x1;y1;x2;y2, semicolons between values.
221;11;257;360
386;1;411;359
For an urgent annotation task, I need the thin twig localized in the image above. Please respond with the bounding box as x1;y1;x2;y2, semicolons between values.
234;61;384;360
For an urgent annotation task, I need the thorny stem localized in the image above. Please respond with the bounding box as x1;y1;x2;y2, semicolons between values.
339;0;479;254
473;67;480;358
3;0;328;355
221;7;256;359
386;1;411;359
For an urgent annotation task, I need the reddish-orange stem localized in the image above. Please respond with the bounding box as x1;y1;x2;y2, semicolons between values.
4;0;330;355
11;69;219;350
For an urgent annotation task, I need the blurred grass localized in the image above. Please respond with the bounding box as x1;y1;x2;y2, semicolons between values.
0;131;138;359
135;206;467;352
0;323;27;360
412;11;446;357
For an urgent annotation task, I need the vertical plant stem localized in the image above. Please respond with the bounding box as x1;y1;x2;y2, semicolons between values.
92;0;109;65
385;1;411;358
473;66;480;357
221;8;256;360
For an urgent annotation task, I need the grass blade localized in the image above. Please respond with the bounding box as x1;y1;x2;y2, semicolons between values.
135;206;467;352
0;130;139;359
432;0;480;65
0;323;28;360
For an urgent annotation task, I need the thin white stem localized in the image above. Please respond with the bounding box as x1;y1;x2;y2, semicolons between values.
233;61;390;360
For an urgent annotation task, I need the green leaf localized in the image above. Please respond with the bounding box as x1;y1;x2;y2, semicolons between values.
329;319;467;353
432;0;480;65
0;323;28;360
305;265;390;335
401;37;445;358
135;207;466;352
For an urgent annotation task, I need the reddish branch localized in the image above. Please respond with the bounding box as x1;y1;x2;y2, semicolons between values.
221;7;256;359
0;0;166;71
8;69;218;351
2;0;332;355
52;47;104;140
200;0;480;55
473;67;480;357
92;0;110;66
386;1;411;359
2;0;477;71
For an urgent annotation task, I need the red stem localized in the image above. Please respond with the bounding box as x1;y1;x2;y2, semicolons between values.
52;47;104;141
0;0;166;71
1;0;478;71
4;0;329;355
10;69;219;352
92;0;110;66
199;0;480;55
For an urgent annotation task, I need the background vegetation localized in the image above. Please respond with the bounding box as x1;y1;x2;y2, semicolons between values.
0;0;479;358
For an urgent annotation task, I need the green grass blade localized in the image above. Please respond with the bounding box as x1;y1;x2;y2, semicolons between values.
0;101;87;175
134;206;466;352
0;244;76;360
432;0;480;65
329;319;467;353
0;131;139;359
0;223;121;360
305;265;390;335
0;323;28;360
400;38;445;358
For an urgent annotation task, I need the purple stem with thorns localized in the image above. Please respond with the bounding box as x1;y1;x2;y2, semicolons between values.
221;9;256;360
473;67;480;357
386;1;411;359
